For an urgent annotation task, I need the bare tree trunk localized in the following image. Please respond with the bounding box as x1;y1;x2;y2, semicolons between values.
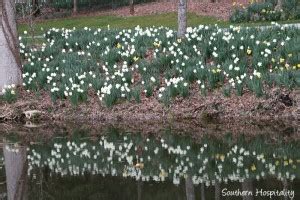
178;0;187;38
73;0;78;14
129;0;134;15
0;0;22;93
282;179;288;200
31;0;40;17
185;176;195;200
3;142;28;200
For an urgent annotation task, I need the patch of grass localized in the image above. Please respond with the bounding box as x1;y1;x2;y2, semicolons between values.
18;13;225;35
18;12;300;36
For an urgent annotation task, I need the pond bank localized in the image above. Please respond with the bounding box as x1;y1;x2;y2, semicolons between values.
0;87;299;138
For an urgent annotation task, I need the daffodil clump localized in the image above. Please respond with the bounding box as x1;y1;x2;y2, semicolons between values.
10;131;298;186
0;84;17;103
19;23;300;107
230;0;300;23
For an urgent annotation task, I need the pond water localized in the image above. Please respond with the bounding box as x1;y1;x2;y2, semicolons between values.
0;126;299;200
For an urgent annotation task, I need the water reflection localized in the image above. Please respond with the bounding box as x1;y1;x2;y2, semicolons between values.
0;128;299;199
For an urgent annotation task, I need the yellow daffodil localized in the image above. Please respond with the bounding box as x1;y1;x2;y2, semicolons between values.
288;53;292;57
285;64;290;69
133;56;139;62
220;154;225;162
116;43;122;49
275;160;280;166
153;42;160;48
177;38;182;43
280;58;285;63
284;160;289;166
247;49;252;55
297;64;300;68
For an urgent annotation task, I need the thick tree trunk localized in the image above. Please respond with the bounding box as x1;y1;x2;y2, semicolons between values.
129;0;134;15
0;0;22;93
178;0;187;38
185;176;195;200
73;0;78;14
3;142;28;200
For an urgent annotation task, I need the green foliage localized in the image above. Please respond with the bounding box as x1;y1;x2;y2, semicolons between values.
19;24;300;107
0;85;17;103
230;0;300;23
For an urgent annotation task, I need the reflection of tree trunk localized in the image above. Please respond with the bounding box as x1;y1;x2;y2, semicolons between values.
282;179;288;200
185;176;195;200
242;179;254;200
3;142;28;200
215;181;221;200
201;183;206;200
137;180;142;200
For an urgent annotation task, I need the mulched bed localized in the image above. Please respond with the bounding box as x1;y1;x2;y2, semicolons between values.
18;0;250;23
109;0;249;20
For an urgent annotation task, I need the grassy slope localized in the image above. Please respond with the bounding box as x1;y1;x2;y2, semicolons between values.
18;12;300;35
18;13;224;35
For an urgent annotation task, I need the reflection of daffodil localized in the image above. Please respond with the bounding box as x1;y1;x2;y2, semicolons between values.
251;164;256;171
288;53;292;57
134;162;144;169
220;154;225;162
159;170;168;178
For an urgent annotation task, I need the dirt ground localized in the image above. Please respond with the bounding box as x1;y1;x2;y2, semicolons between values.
0;85;299;129
107;0;250;20
19;0;250;23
